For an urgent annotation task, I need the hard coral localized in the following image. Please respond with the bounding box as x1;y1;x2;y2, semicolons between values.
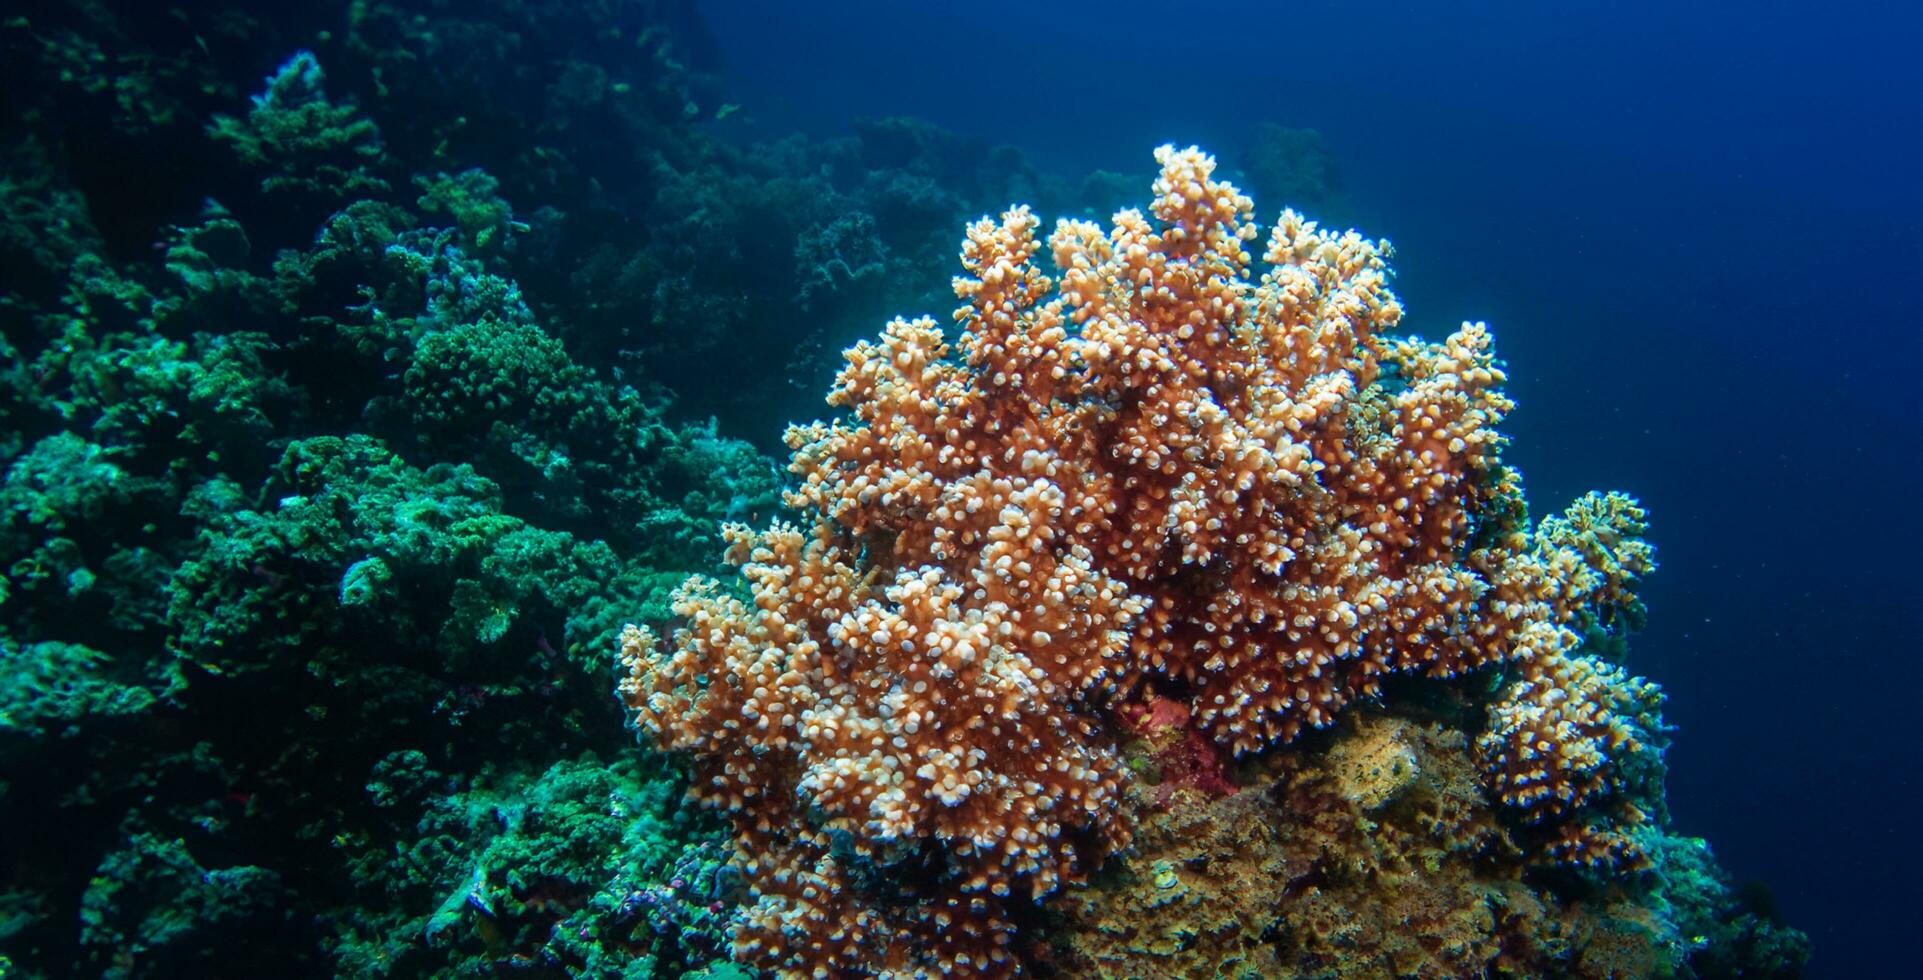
620;506;1139;976
622;146;1665;976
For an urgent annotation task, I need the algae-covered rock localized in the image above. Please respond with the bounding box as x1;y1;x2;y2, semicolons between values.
1048;710;1808;980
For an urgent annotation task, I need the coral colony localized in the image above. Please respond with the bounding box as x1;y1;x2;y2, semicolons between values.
623;148;1710;977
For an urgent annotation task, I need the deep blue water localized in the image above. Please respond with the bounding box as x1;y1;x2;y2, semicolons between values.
701;0;1923;973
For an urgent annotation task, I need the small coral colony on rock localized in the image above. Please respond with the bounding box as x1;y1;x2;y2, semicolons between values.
620;147;1802;978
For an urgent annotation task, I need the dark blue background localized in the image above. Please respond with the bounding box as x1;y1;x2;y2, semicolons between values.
699;1;1923;972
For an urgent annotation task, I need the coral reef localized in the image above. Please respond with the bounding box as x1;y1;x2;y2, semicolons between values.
0;4;786;974
0;1;1804;976
622;146;1797;977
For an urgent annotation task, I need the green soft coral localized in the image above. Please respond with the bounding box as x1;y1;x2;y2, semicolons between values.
0;640;157;737
334;753;736;978
164;434;739;681
0;434;126;604
78;830;287;979
415;168;525;253
207;51;390;197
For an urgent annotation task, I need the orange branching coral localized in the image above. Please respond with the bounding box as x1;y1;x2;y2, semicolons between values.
1480;648;1665;870
621;146;1665;976
1476;492;1665;868
620;508;1142;976
789;146;1525;758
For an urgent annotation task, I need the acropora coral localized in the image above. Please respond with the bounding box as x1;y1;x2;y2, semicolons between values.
623;146;1682;976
